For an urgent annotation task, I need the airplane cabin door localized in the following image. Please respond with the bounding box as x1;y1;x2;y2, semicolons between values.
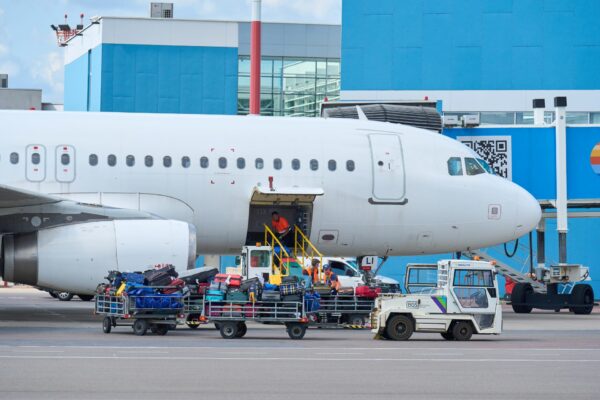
56;145;76;183
368;134;406;203
26;145;46;182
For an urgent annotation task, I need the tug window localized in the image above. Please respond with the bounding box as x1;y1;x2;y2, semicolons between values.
310;159;319;171
255;158;264;169
10;152;19;164
89;154;98;166
447;157;463;176
346;160;355;172
200;157;209;168
237;157;246;169
126;155;135;167
182;156;191;168
465;157;485;176
328;159;337;171
219;157;227;169
291;159;300;170
145;156;153;167
163;156;172;168
273;158;282;170
107;154;117;167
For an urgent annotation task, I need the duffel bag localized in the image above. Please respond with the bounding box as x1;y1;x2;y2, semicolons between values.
121;272;145;284
355;285;381;299
261;290;281;302
280;282;303;296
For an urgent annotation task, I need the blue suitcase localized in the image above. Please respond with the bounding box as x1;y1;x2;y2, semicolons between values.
206;289;224;302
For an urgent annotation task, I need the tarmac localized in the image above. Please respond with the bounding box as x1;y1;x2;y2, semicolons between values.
0;288;599;400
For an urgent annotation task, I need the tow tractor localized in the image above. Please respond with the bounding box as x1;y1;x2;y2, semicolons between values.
371;259;502;341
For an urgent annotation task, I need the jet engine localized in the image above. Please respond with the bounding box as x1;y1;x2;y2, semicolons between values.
1;219;196;294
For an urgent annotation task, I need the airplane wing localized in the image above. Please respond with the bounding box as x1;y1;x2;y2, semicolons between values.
0;184;61;208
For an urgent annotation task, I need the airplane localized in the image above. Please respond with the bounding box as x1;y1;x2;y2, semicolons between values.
0;110;541;294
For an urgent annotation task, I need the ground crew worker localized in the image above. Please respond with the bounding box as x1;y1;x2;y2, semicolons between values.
271;211;292;246
323;265;341;295
309;258;321;284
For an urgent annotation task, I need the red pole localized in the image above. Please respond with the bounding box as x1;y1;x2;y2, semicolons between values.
249;0;261;115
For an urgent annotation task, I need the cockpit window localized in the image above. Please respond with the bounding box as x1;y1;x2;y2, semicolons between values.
465;157;485;175
447;157;463;176
477;158;494;174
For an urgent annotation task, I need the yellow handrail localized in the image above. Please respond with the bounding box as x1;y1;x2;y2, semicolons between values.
293;225;324;283
263;224;290;278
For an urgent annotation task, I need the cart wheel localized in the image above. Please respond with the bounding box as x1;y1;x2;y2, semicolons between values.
385;315;414;341
214;323;222;330
348;314;366;326
235;322;247;338
133;319;149;336
441;331;455;340
155;325;169;336
452;321;473;341
150;325;158;334
102;317;112;334
186;315;201;329
286;323;307;340
571;284;594;315
219;322;239;339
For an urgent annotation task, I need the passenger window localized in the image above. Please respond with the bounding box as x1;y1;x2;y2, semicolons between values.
346;160;355;172
31;153;41;165
255;158;264;169
328;159;336;171
447;157;463;176
291;159;300;170
182;156;191;168
477;158;494;174
126;155;135;167
200;157;209;168
89;154;98;166
145;156;153;167
10;152;19;164
61;154;70;166
219;157;227;169
465;157;485;176
163;156;172;168
107;154;117;167
273;158;282;170
310;159;318;171
237;157;246;169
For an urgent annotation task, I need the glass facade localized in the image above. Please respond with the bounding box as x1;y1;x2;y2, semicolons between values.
237;56;340;117
446;111;596;125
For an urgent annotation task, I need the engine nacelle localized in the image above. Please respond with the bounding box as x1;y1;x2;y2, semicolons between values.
1;219;196;294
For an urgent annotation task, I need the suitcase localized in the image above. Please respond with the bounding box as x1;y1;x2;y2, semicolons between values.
179;267;219;284
261;290;281;302
281;294;302;302
226;290;249;302
240;277;261;292
228;274;242;288
206;289;225;302
313;284;332;295
214;273;229;283
281;275;300;284
244;303;256;318
197;282;210;295
280;282;303;296
355;285;381;299
304;292;321;312
144;268;173;287
221;304;243;317
163;278;185;294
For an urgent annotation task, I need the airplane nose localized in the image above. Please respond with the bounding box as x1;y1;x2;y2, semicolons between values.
515;188;542;236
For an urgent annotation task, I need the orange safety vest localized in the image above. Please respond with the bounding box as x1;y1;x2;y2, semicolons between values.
272;216;290;234
311;267;320;283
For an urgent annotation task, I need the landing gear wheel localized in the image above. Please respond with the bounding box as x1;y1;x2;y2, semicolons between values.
133;319;149;336
286;323;307;340
452;321;473;341
57;292;74;302
385;315;414;341
219;322;239;339
102;317;112;334
154;325;169;336
511;283;533;314
441;331;455;340
571;284;594;315
78;295;94;301
348;314;367;326
235;322;248;338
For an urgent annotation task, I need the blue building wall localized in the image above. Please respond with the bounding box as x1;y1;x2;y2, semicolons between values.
64;44;238;115
342;0;600;91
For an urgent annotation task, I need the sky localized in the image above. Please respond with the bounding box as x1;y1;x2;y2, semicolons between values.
0;0;341;103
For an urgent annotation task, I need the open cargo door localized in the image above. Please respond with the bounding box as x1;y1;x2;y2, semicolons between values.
246;186;324;245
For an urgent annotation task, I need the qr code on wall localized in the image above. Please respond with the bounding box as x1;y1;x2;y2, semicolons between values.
457;135;512;180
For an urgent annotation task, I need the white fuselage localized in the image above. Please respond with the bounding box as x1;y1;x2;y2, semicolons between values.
1;111;541;257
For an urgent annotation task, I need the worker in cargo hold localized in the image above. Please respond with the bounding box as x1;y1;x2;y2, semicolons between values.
271;211;293;247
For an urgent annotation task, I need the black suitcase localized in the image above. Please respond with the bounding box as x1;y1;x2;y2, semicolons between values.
281;294;302;302
144;268;173;287
281;275;299;284
240;277;261;292
179;267;219;284
261;290;281;302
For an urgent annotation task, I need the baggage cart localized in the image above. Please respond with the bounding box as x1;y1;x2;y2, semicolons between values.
95;290;186;336
311;295;375;327
201;299;309;339
182;295;206;329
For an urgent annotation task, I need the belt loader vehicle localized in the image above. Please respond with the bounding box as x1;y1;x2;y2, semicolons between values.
371;260;502;341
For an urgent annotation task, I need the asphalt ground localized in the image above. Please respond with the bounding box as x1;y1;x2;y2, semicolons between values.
0;288;599;400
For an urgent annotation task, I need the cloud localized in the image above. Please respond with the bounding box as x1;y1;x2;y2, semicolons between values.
0;43;8;57
30;51;64;100
0;60;20;77
249;0;340;22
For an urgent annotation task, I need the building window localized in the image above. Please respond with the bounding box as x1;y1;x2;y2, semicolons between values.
10;152;19;164
182;156;191;168
219;157;227;169
310;159;319;171
163;156;172;168
237;157;246;169
107;154;116;167
145;156;153;167
255;158;264;169
346;160;355;172
273;158;282;170
447;157;463;176
291;158;300;170
200;157;209;168
89;154;98;166
126;155;135;167
328;159;336;171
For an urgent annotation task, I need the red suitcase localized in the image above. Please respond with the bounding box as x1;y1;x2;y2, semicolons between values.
355;285;381;299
